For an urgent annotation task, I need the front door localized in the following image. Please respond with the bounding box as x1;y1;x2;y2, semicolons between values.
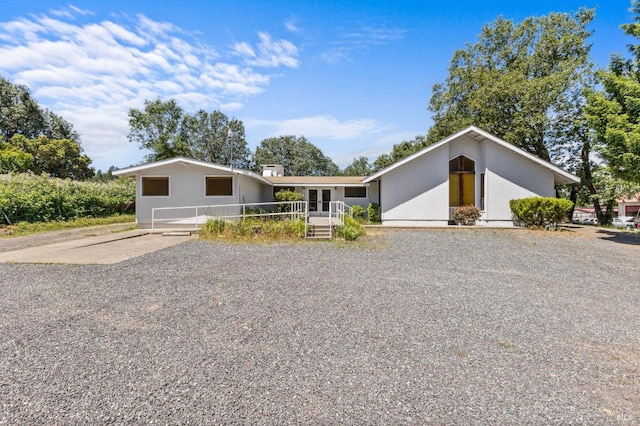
308;189;331;215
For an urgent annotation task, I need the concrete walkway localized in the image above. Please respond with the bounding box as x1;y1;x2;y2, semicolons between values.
0;229;194;265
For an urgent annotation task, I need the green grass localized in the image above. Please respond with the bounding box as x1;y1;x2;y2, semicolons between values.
0;214;136;237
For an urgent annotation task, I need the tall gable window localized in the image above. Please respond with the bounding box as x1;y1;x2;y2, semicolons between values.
449;156;475;207
142;177;169;196
206;176;233;196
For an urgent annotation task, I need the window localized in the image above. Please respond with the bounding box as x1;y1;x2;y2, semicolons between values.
449;156;475;207
206;176;233;196
344;187;367;198
142;177;169;196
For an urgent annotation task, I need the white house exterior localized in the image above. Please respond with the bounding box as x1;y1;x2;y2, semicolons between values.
114;127;578;229
113;157;272;228
364;126;579;226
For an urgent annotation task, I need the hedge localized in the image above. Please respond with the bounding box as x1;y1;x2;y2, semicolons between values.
509;197;574;229
0;173;135;223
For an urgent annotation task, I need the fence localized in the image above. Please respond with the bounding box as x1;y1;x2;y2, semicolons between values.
151;201;308;232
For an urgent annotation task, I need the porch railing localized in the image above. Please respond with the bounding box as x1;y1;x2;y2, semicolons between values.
328;201;353;237
151;201;308;233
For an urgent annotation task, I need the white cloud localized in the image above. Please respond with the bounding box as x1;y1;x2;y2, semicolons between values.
248;115;384;140
234;32;299;68
322;25;406;64
285;17;301;33
0;9;300;170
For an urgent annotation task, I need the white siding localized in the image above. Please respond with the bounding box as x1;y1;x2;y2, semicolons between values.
381;143;449;221
134;163;268;226
484;142;555;221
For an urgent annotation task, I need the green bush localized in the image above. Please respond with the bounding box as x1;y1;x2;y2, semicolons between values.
351;205;366;221
335;216;365;241
367;203;380;223
453;205;481;225
0;173;135;223
274;189;303;213
509;197;574;229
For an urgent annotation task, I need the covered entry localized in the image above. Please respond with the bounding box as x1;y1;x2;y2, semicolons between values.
308;188;331;215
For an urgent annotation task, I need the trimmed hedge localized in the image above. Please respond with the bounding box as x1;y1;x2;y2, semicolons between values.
509;197;574;229
0;173;135;223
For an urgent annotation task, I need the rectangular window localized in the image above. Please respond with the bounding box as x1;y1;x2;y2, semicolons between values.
142;177;169;196
344;187;367;198
206;176;233;196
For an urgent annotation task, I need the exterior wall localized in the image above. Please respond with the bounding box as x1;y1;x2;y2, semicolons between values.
619;202;640;217
380;143;449;222
133;163;269;227
483;142;555;221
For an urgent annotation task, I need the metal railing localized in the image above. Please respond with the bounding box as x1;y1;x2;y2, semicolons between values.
151;201;308;233
328;201;353;237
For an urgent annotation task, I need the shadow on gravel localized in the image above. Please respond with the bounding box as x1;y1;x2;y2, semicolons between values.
594;229;640;246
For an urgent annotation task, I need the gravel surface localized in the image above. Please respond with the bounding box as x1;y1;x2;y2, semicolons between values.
1;229;639;424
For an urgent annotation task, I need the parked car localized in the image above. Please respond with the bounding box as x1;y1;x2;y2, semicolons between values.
612;217;636;229
584;217;598;225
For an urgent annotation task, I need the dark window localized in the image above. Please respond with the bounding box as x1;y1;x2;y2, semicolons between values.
206;176;233;196
142;177;169;196
344;187;367;198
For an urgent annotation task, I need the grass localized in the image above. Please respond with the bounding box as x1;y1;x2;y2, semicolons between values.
0;214;136;237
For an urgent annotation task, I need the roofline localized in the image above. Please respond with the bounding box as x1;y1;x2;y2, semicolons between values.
363;126;579;185
112;157;273;185
270;182;369;187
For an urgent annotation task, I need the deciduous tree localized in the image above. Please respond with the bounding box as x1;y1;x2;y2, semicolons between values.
253;135;339;176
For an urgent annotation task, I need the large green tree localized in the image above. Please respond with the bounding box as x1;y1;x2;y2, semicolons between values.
128;98;251;167
427;9;595;163
182;109;251;169
253;135;339;176
585;0;640;184
0;77;79;142
128;99;190;162
7;134;94;180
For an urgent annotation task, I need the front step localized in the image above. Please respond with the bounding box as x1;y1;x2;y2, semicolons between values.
306;224;333;239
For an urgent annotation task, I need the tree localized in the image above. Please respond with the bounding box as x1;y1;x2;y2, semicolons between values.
371;135;430;172
0;137;33;173
183;109;251;169
427;9;595;164
253;135;339;176
7;134;94;180
128;98;190;162
341;156;373;176
585;1;640;184
128;99;252;167
0;77;79;143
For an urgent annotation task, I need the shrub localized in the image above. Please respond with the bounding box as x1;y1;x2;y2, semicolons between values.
509;197;574;229
453;205;481;225
0;173;135;223
335;216;365;241
367;203;380;223
274;189;303;213
351;205;366;221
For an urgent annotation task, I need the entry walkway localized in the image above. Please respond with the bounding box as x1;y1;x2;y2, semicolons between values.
0;230;194;264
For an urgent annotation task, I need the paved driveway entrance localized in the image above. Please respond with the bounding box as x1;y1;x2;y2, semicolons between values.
0;230;194;264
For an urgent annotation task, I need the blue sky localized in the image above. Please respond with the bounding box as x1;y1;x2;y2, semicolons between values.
0;1;635;172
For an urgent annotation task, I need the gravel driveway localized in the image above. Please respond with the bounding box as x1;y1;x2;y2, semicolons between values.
1;229;639;424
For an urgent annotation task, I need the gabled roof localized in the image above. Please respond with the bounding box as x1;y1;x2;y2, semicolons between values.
112;157;272;185
363;126;580;185
267;176;367;187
